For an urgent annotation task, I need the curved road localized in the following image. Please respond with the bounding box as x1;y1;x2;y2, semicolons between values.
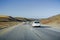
0;24;60;40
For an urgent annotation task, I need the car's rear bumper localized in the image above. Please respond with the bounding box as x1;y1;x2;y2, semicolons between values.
32;26;40;27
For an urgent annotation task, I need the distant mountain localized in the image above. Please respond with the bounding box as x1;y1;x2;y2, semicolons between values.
15;17;35;22
41;14;60;24
0;15;22;22
0;15;34;22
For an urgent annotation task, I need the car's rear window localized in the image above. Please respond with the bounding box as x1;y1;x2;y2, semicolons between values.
35;22;39;23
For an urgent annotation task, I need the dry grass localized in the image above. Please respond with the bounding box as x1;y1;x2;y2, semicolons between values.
41;14;60;24
0;22;20;29
40;14;60;28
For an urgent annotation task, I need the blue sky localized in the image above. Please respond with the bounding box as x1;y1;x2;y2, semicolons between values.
0;0;60;18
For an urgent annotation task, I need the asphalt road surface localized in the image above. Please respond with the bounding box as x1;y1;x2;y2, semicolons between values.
0;23;60;40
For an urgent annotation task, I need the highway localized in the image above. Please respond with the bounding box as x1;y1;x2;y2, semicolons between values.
0;23;60;40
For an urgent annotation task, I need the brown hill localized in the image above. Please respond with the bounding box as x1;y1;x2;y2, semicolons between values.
0;16;21;22
41;14;60;24
0;15;34;22
0;15;10;22
15;17;35;22
0;15;21;29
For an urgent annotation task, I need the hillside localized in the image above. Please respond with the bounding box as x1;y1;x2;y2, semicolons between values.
0;15;34;22
41;14;60;24
15;17;35;22
0;15;23;29
40;14;60;27
0;15;34;29
0;16;10;22
0;16;25;22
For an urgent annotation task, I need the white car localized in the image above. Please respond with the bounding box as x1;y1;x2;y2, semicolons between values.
32;21;40;27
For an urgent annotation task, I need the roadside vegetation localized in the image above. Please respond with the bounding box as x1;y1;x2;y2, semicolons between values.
0;22;20;29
